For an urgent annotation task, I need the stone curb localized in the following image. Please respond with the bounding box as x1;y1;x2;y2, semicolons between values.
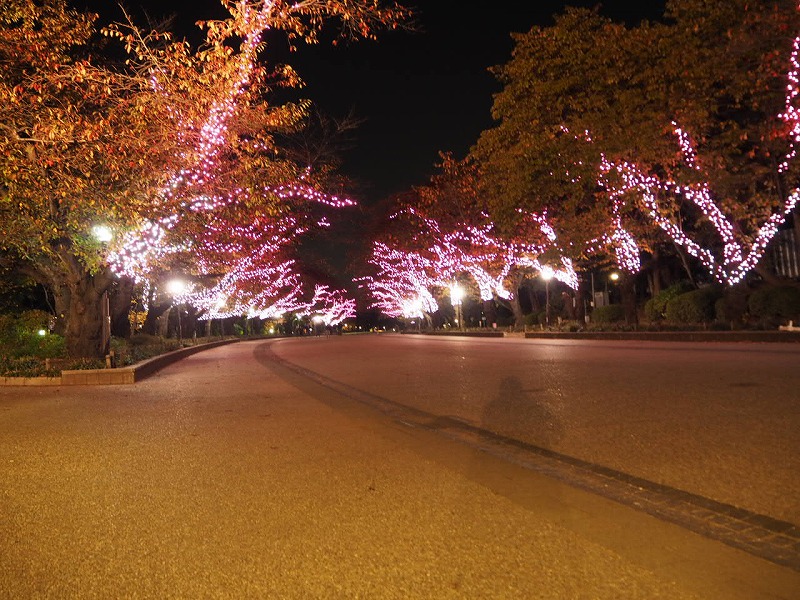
420;331;504;338
523;331;800;342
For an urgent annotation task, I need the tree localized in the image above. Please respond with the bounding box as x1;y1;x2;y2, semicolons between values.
472;1;800;290
361;156;579;328
0;0;408;357
0;0;182;356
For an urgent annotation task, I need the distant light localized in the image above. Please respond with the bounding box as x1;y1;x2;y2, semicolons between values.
609;272;620;281
92;225;113;243
37;329;46;336
166;279;187;296
450;283;464;306
540;266;555;281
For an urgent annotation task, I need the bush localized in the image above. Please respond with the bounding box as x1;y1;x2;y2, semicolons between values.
126;333;163;347
112;334;182;366
644;281;694;322
747;285;800;325
591;304;626;323
714;285;750;326
14;331;65;358
0;311;65;361
0;356;50;377
523;312;541;327
665;286;723;323
16;309;52;334
0;314;16;344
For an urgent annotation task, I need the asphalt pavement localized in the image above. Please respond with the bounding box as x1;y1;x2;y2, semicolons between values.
1;338;798;599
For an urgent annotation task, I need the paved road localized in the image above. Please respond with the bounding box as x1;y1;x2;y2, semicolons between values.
272;334;800;524
1;336;798;598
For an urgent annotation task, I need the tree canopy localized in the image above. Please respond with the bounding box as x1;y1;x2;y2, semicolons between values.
0;0;408;356
472;0;800;285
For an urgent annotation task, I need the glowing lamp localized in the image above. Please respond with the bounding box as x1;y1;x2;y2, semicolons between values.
450;283;464;306
166;279;187;296
92;225;113;243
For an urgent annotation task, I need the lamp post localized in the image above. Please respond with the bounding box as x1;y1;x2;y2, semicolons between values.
92;225;113;356
312;315;324;336
166;279;187;342
540;266;554;327
407;298;423;332
607;271;620;304
450;283;464;331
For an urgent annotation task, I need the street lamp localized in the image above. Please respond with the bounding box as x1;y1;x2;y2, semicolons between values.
166;279;187;342
312;314;325;336
607;271;620;304
406;298;423;332
92;225;113;355
92;224;113;243
540;266;555;327
450;283;464;331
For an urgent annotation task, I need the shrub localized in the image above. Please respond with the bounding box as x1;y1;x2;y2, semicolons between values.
665;286;723;323
747;285;800;325
126;333;163;347
523;312;541;327
14;331;65;358
16;309;52;334
0;356;48;377
644;281;694;322
591;304;626;323
0;314;16;344
0;311;65;361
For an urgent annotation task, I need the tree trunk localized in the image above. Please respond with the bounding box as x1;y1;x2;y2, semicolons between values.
143;299;172;335
64;273;109;358
794;208;800;268
672;243;697;287
620;272;639;326
575;274;587;323
157;307;171;337
647;246;664;297
483;299;497;328
502;272;525;329
110;276;135;338
51;282;71;336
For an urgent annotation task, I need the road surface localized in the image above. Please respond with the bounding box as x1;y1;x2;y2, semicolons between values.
1;335;798;598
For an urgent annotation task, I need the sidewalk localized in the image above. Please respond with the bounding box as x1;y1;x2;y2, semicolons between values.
1;340;798;598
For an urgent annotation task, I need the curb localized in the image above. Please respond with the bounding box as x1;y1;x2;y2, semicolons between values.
523;331;800;343
420;331;504;338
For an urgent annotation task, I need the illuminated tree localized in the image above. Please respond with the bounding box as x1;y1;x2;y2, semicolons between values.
361;156;576;328
473;1;800;295
0;0;408;357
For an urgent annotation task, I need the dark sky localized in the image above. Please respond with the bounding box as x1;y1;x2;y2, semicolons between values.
82;0;666;204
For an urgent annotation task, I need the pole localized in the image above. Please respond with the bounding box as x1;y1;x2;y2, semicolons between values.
101;291;111;356
545;279;550;327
